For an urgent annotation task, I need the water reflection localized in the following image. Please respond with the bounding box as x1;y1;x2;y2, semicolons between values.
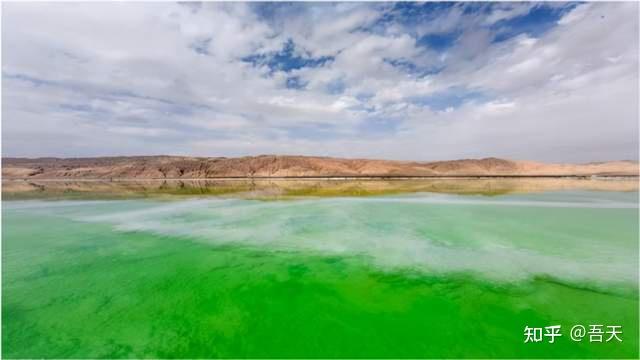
3;177;638;200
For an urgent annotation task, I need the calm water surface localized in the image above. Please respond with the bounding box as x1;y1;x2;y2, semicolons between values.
2;181;639;358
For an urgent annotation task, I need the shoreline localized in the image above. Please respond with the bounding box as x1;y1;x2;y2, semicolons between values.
3;174;639;182
4;176;638;199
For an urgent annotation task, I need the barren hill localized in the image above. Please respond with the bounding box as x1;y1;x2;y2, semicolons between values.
2;155;638;179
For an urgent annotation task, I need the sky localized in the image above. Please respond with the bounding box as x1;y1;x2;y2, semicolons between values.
1;1;638;162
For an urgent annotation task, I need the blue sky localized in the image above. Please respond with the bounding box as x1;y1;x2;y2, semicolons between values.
2;2;638;162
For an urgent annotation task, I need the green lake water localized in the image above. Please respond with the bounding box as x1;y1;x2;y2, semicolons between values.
2;187;639;358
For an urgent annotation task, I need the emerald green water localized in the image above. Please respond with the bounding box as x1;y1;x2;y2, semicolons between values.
3;190;639;358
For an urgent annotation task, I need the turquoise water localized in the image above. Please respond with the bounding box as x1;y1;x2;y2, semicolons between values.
3;190;639;358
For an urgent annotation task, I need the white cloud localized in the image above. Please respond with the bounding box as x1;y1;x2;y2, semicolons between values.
1;2;638;162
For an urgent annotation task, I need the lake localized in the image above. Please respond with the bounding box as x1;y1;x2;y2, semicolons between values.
2;179;638;358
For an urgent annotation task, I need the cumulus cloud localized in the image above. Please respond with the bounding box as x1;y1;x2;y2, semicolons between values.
1;1;638;162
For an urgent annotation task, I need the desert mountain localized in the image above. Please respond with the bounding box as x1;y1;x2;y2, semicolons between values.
2;155;638;179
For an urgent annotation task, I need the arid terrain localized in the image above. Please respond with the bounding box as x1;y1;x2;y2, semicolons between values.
2;155;639;179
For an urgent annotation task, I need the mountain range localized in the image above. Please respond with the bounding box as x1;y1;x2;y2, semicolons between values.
2;155;638;179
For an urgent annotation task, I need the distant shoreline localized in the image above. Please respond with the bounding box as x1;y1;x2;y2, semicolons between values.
3;175;638;181
4;175;638;199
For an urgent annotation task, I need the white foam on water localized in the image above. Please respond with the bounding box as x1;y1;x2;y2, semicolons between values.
3;199;122;210
333;195;639;209
9;195;638;288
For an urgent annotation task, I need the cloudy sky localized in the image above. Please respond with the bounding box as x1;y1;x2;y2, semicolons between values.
2;1;638;162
